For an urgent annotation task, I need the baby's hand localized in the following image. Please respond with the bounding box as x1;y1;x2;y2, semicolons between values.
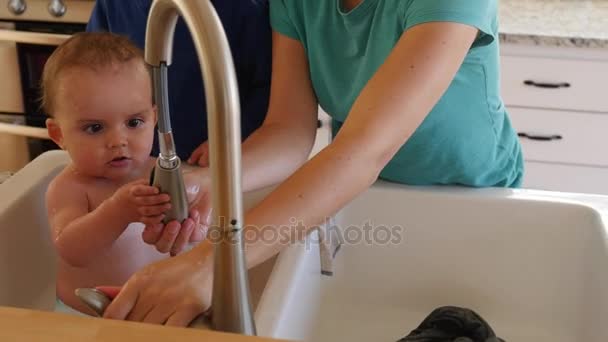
111;179;171;225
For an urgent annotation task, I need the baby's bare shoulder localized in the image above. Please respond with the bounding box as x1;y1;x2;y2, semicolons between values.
46;166;90;206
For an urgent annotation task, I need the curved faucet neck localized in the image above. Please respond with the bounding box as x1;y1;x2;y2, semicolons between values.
145;0;255;335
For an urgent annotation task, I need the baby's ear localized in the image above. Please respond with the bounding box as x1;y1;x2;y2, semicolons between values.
45;118;64;149
152;105;158;124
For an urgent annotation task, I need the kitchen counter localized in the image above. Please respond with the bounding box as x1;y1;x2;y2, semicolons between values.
0;306;288;342
499;0;608;48
2;0;605;49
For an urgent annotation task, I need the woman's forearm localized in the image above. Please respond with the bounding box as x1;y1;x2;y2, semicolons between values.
190;119;317;195
186;134;377;273
241;136;382;269
239;120;318;192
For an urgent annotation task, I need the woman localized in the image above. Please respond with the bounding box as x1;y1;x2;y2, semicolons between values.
101;0;524;326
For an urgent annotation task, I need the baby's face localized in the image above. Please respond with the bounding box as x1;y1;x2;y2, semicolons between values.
48;61;156;181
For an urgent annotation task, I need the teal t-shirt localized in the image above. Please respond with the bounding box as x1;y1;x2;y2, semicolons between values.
270;0;524;187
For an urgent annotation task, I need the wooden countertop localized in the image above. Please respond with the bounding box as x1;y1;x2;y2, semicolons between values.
0;307;289;342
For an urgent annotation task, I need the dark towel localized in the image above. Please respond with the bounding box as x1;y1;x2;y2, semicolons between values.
397;306;505;342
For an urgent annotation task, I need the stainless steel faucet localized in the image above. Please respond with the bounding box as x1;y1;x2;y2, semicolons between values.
145;0;255;335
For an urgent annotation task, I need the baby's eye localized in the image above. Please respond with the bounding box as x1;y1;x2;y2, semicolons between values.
83;123;103;134
127;118;144;128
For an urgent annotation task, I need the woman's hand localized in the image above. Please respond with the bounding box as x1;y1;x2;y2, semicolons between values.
181;165;212;216
102;245;214;326
142;209;207;256
141;166;212;256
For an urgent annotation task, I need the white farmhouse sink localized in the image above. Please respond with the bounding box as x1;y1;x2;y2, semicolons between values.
2;150;607;342
255;185;608;342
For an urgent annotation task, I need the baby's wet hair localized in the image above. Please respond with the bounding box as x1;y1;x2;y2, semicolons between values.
40;32;147;117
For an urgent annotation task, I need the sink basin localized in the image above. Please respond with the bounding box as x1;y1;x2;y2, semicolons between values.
0;150;277;319
2;150;608;341
255;185;608;341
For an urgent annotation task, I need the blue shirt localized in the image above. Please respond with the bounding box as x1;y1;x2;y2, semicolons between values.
271;0;524;187
87;0;271;159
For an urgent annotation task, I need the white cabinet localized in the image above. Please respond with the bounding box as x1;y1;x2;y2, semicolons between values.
508;107;608;167
0;22;23;114
309;109;332;158
501;54;608;113
0;22;28;172
523;161;608;195
500;44;608;195
0;132;29;173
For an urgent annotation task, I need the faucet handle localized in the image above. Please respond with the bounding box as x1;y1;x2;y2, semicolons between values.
150;158;189;224
74;288;111;317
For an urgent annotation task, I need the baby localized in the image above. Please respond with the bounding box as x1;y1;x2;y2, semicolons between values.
42;32;205;315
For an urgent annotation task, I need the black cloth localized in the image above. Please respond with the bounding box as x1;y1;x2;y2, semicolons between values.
398;306;505;342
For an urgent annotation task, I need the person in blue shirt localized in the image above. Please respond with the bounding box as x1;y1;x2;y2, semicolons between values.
86;0;271;164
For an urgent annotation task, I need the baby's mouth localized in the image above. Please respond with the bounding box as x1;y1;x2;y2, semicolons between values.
108;156;131;166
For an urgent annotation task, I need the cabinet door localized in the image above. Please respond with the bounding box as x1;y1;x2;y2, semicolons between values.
522;161;608;196
0;133;28;172
0;25;24;114
507;107;608;168
309;109;332;158
501;55;608;113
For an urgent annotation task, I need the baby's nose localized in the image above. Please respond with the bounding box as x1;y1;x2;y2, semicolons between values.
107;131;127;148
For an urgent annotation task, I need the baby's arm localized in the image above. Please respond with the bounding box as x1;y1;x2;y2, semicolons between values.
47;177;170;267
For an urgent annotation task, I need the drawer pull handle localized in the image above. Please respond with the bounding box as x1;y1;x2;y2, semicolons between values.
523;80;570;89
517;132;563;141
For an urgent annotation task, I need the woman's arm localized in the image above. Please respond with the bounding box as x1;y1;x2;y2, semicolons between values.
186;30;319;191
238;30;320;191
102;21;480;326
242;21;479;267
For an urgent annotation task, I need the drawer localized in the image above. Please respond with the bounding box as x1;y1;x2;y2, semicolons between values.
500;55;608;113
508;107;608;167
522;161;608;196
